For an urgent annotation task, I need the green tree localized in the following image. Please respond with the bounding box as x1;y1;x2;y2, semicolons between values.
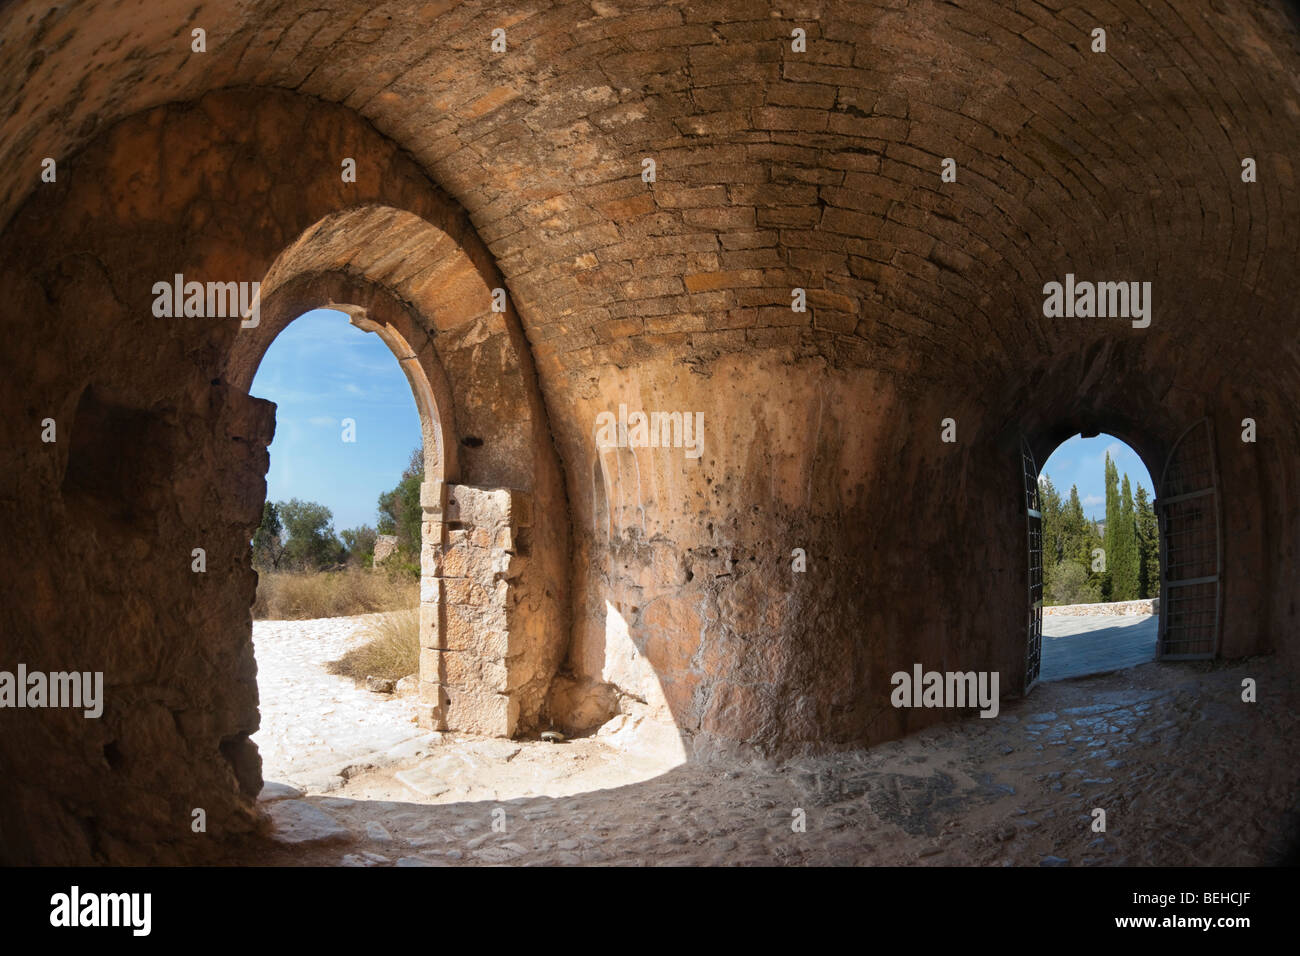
1102;453;1119;600
1111;473;1140;600
1083;516;1105;593
1063;485;1089;564
279;498;344;570
1039;475;1064;561
1135;483;1161;599
340;525;378;568
377;444;424;559
1038;474;1064;600
1048;560;1101;606
252;500;285;570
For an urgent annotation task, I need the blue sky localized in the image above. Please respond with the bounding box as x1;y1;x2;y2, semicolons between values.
1040;433;1155;520
250;309;423;534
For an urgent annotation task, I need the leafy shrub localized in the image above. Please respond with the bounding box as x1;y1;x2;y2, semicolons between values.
1046;560;1101;607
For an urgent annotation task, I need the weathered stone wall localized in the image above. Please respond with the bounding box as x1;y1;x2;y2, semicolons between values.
0;89;572;863
1044;600;1159;618
420;484;549;736
3;0;1300;862
372;535;400;565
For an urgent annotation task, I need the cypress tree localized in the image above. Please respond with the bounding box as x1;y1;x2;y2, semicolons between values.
1102;453;1119;600
1135;483;1161;598
1112;473;1139;600
1038;474;1064;600
1065;484;1088;563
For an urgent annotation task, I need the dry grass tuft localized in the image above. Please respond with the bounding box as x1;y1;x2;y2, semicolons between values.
325;609;420;682
252;569;417;621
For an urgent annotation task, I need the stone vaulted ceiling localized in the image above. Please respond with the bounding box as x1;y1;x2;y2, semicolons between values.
4;0;1300;402
4;0;1300;864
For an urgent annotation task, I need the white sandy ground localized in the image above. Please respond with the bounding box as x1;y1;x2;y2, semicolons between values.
250;614;675;799
240;616;1300;867
251;615;425;792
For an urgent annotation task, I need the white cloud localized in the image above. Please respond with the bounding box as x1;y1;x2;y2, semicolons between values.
1083;494;1103;507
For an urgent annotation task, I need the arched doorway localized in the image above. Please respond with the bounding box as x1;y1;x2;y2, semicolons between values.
1022;423;1221;689
247;307;427;791
222;205;573;749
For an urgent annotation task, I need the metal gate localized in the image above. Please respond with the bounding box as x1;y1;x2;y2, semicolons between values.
1157;419;1221;659
1022;437;1043;689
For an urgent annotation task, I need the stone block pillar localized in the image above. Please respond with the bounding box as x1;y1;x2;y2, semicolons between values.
416;481;532;737
415;477;447;730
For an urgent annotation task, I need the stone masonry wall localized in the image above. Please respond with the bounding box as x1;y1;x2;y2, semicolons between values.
419;483;549;737
1044;600;1159;617
3;0;1300;863
372;535;400;564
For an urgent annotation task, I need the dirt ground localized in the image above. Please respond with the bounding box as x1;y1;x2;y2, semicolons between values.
229;621;1300;866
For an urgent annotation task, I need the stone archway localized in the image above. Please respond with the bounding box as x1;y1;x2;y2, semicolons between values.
226;210;572;741
0;88;579;862
6;2;1300;867
1021;428;1177;687
1009;367;1263;697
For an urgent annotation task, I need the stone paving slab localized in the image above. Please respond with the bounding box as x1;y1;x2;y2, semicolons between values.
232;659;1300;868
1040;614;1157;682
250;616;429;790
265;799;353;846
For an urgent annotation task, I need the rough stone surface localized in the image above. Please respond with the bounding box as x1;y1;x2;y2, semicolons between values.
230;661;1300;867
250;617;428;792
257;782;303;803
1041;615;1158;682
372;535;400;565
1044;600;1158;617
264;800;354;846
420;485;554;737
367;677;397;694
1;0;1298;864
